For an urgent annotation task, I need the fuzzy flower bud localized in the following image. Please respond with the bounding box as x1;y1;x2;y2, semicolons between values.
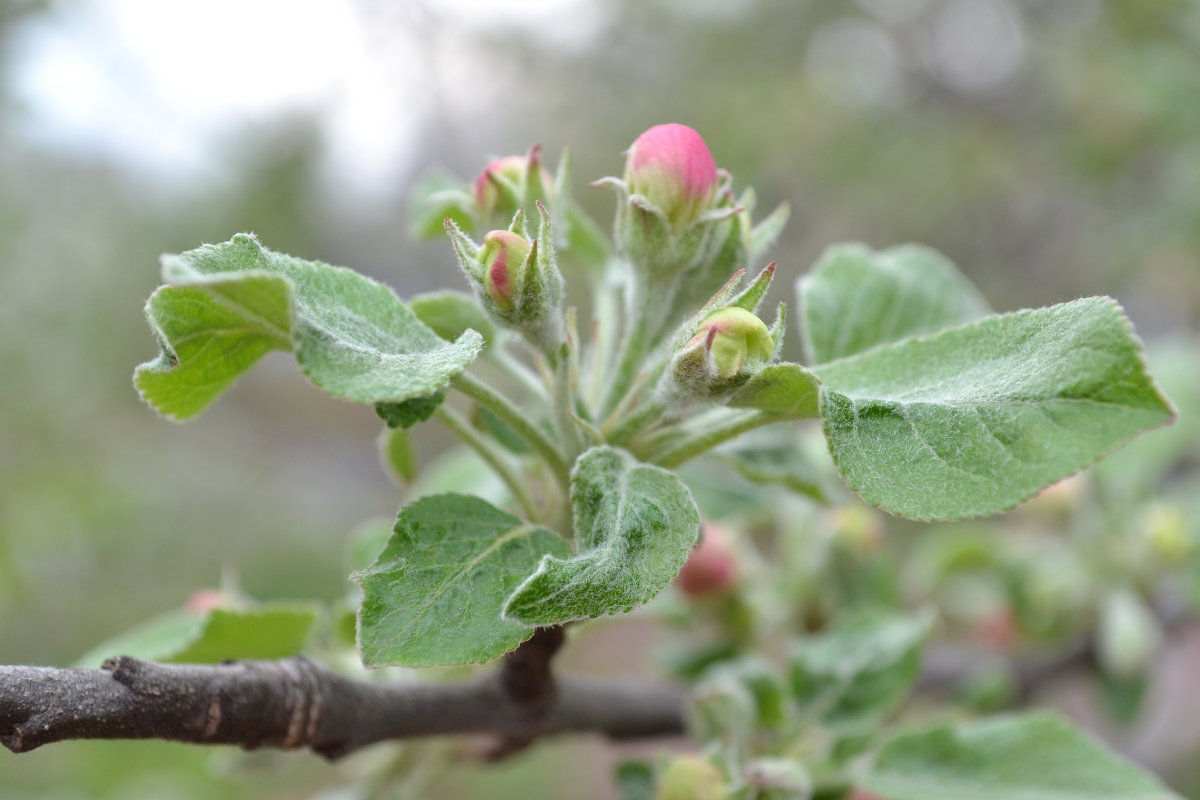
471;148;554;223
478;230;532;312
625;124;718;232
689;307;773;380
656;756;727;800
677;521;740;597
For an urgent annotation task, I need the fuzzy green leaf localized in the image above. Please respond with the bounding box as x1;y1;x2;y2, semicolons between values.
135;234;482;420
861;712;1182;800
354;494;569;667
375;389;446;429
728;363;821;418
799;244;989;364
816;297;1174;521
503;446;701;625
76;604;318;667
790;611;929;730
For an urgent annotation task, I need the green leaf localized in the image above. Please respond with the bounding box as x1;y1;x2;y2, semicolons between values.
135;234;482;420
861;712;1182;800
790;611;929;730
816;297;1174;521
375;389;446;429
409;289;496;347
354;494;569;667
76;604;318;667
728;363;821;419
504;446;701;625
799;243;989;364
377;426;417;485
408;169;476;240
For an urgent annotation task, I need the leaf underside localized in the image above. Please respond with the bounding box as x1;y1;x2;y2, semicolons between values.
354;494;569;667
135;233;482;420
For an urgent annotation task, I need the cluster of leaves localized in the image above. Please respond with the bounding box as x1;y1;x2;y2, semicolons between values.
116;126;1182;798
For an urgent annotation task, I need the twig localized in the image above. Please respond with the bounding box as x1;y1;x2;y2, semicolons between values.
0;652;684;759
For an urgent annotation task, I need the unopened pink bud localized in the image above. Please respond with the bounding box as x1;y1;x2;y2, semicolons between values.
472;156;527;215
625;123;718;231
478;230;531;312
184;589;225;614
688;307;773;380
677;522;739;597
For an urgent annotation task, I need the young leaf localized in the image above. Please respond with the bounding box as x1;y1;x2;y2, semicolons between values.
790;611;929;730
354;494;570;667
799;244;989;364
817;297;1174;521
409;289;496;347
135;234;482;421
75;604;319;668
727;363;821;418
375;389;447;429
377;427;417;486
860;712;1183;800
503;446;701;625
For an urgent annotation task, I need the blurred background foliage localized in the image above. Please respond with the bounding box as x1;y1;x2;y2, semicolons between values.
0;0;1196;797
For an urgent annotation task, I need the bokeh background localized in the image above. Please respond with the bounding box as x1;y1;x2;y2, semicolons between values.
0;0;1197;796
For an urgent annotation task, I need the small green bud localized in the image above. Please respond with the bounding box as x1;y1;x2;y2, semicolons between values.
1097;589;1162;680
478;230;532;312
684;307;773;381
656;756;727;800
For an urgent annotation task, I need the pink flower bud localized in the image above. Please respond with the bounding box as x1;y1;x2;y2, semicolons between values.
472;156;528;215
688;306;773;381
624;123;718;231
478;230;531;312
677;522;740;597
183;589;226;614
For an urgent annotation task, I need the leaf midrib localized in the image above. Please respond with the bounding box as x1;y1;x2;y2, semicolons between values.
384;522;544;648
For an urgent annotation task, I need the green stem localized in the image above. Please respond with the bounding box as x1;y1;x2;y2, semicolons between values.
550;347;584;462
598;275;676;418
650;410;783;469
604;398;667;446
451;371;571;491
434;405;542;523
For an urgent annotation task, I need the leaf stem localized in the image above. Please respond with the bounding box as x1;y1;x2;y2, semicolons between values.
649;410;784;469
604;398;667;446
451;371;571;491
433;405;542;522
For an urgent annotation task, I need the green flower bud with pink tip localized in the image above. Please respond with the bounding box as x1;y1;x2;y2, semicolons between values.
689;307;774;381
471;145;555;223
478;230;532;312
625;123;718;233
472;155;528;215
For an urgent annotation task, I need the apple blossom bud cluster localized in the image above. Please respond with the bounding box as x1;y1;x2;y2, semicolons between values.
445;203;564;352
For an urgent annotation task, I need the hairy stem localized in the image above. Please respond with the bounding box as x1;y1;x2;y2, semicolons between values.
649;410;783;468
451;371;571;492
604;398;667;447
434;405;542;522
